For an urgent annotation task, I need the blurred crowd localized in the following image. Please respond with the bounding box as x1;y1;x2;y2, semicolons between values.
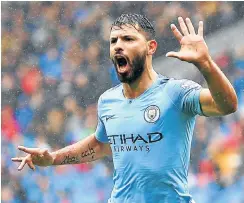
189;45;244;202
1;2;244;203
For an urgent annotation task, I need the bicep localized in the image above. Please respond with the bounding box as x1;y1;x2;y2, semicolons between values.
199;88;224;116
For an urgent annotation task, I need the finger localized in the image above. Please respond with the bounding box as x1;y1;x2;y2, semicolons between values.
170;24;183;42
18;159;27;171
18;146;41;155
185;18;196;35
178;17;189;36
12;157;24;162
27;161;35;171
198;21;203;36
166;51;181;59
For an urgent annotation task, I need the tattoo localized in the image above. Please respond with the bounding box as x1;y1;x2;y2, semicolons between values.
81;144;95;159
61;155;79;165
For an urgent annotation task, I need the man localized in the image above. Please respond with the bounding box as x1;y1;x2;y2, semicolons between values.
12;14;237;203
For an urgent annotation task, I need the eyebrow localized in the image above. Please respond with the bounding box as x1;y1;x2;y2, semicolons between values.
110;34;136;39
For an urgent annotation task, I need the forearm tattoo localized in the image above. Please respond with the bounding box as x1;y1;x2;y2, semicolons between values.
61;144;96;165
61;155;79;165
60;144;96;165
81;144;95;159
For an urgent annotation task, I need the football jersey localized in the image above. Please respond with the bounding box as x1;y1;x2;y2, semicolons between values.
95;75;203;203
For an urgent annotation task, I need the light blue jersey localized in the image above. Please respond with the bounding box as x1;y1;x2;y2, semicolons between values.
95;75;203;203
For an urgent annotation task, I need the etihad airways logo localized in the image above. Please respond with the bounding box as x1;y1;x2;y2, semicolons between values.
108;132;163;153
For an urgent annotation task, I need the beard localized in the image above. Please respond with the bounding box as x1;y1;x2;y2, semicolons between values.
112;51;147;84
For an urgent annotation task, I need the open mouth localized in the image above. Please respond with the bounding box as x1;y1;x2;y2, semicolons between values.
115;56;129;74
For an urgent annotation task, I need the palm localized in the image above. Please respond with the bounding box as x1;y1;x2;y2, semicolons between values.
12;146;54;171
31;151;53;166
166;17;209;65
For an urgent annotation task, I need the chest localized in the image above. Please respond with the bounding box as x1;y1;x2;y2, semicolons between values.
101;91;175;140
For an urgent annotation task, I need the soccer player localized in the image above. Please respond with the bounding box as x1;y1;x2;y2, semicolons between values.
12;14;237;203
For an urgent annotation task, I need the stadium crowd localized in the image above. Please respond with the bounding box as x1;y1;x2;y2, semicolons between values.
1;2;244;203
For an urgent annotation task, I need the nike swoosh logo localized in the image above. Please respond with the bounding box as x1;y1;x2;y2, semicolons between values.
106;115;116;121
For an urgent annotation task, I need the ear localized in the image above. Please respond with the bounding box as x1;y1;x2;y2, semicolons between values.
147;40;157;55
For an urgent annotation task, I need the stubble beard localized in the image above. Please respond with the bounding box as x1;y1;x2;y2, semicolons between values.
112;51;147;84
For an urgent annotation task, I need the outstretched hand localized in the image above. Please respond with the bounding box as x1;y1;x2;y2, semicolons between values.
12;146;54;171
166;17;211;66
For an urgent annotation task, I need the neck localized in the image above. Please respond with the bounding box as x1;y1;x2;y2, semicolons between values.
122;64;158;99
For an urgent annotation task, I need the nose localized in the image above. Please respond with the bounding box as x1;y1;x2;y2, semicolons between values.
113;39;124;53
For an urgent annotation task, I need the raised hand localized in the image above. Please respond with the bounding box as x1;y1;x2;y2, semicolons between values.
12;146;54;171
166;17;211;66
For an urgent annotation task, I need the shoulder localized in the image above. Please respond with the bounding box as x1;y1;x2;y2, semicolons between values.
155;75;195;88
165;78;201;91
99;83;122;101
97;83;123;109
163;78;202;106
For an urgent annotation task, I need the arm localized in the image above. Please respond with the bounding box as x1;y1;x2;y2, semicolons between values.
52;134;111;165
166;17;238;116
197;59;238;116
12;134;112;171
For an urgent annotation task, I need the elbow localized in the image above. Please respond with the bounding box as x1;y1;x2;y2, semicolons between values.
221;100;238;115
230;94;238;113
232;98;238;113
227;104;238;115
232;100;238;113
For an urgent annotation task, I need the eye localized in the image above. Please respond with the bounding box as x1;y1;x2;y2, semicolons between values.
125;37;133;41
110;38;117;44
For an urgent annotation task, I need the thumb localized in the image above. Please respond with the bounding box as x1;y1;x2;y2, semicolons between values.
166;51;181;58
41;149;49;155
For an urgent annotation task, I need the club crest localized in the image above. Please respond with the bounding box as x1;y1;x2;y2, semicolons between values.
144;105;160;123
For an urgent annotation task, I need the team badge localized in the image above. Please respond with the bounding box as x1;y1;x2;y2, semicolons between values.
144;105;160;123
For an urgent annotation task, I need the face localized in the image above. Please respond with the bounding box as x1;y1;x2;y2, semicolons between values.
110;24;149;84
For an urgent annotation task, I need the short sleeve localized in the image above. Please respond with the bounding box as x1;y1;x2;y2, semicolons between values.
167;79;204;116
95;96;109;143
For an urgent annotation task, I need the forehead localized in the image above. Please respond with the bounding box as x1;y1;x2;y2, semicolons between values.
110;24;145;38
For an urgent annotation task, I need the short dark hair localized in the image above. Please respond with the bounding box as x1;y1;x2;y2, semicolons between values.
111;13;156;40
